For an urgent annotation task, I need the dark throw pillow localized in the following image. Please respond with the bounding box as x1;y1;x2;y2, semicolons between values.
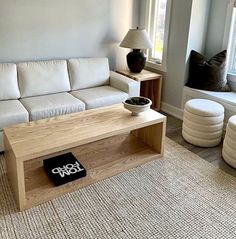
186;50;231;92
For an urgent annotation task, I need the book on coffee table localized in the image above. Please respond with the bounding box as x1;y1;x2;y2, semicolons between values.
43;152;86;186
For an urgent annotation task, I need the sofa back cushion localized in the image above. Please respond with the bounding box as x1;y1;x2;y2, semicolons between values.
68;58;110;90
0;63;20;100
18;60;71;98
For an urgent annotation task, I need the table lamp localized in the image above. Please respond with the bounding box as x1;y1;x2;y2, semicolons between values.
120;27;152;73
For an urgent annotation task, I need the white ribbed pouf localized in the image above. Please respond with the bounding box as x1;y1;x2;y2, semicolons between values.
222;115;236;168
182;99;224;147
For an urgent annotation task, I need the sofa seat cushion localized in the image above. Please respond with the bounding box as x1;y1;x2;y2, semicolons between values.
18;60;71;98
20;93;85;121
70;86;128;109
0;100;29;130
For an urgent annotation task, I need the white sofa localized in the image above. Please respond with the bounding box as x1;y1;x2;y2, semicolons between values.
0;58;140;151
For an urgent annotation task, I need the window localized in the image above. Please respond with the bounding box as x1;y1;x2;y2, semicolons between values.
144;0;171;71
223;0;236;80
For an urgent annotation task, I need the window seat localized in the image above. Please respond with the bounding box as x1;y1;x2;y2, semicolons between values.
182;86;236;126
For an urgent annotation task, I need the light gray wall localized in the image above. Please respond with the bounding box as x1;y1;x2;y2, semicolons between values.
0;0;140;70
152;0;211;109
205;0;230;57
187;0;211;56
162;0;193;108
184;0;211;88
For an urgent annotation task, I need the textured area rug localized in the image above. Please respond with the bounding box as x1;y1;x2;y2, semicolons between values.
1;138;236;239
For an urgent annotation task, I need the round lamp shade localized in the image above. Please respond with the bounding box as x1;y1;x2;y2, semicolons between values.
120;28;152;50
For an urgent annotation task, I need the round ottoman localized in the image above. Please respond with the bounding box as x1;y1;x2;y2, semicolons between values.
222;115;236;168
182;99;224;147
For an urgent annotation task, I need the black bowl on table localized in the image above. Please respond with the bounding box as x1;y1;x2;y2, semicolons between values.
123;97;152;116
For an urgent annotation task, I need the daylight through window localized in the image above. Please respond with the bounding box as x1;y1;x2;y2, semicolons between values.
148;0;167;64
228;5;236;75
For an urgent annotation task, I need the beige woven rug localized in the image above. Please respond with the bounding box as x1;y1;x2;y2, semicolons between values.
1;138;236;239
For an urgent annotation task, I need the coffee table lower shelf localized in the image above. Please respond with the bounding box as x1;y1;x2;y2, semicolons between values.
21;133;163;210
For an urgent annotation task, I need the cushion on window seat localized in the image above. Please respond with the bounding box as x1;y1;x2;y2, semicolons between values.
194;90;236;107
183;86;236;107
70;86;128;109
20;93;85;121
186;50;230;92
0;100;29;130
182;86;236;126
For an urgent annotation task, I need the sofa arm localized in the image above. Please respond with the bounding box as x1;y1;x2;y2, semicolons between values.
109;71;140;97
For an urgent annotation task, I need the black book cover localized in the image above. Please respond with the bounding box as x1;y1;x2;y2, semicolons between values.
43;152;86;186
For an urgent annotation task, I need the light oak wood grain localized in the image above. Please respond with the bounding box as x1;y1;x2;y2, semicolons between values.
23;133;163;210
4;104;165;161
116;69;162;82
4;132;26;208
132;121;166;155
116;70;163;110
4;104;166;211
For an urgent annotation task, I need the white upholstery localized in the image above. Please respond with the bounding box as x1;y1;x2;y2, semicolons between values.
222;115;236;168
183;124;223;140
226;125;236;140
223;142;236;161
0;100;29;130
224;133;236;149
68;58;110;90
182;99;224;147
182;86;236;129
182;130;222;147
0;63;20;100
109;71;140;97
227;115;236;131
71;86;128;109
185;99;224;117
20;93;85;121
222;149;236;168
183;86;236;108
18;60;71;98
184;109;224;125
183;117;224;132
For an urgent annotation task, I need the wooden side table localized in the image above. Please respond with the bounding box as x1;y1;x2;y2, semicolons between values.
116;69;163;111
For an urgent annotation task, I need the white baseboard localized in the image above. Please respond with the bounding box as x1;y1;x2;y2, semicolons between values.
161;102;183;120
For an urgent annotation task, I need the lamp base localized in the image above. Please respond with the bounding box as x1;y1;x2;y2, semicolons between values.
127;49;146;73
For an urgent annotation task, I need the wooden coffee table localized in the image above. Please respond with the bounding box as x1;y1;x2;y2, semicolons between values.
4;104;166;211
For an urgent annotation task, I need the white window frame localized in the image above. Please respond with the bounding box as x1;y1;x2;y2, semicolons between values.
223;0;236;82
143;0;172;72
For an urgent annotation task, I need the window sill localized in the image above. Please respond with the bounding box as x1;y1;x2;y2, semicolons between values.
227;73;236;91
145;61;166;73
